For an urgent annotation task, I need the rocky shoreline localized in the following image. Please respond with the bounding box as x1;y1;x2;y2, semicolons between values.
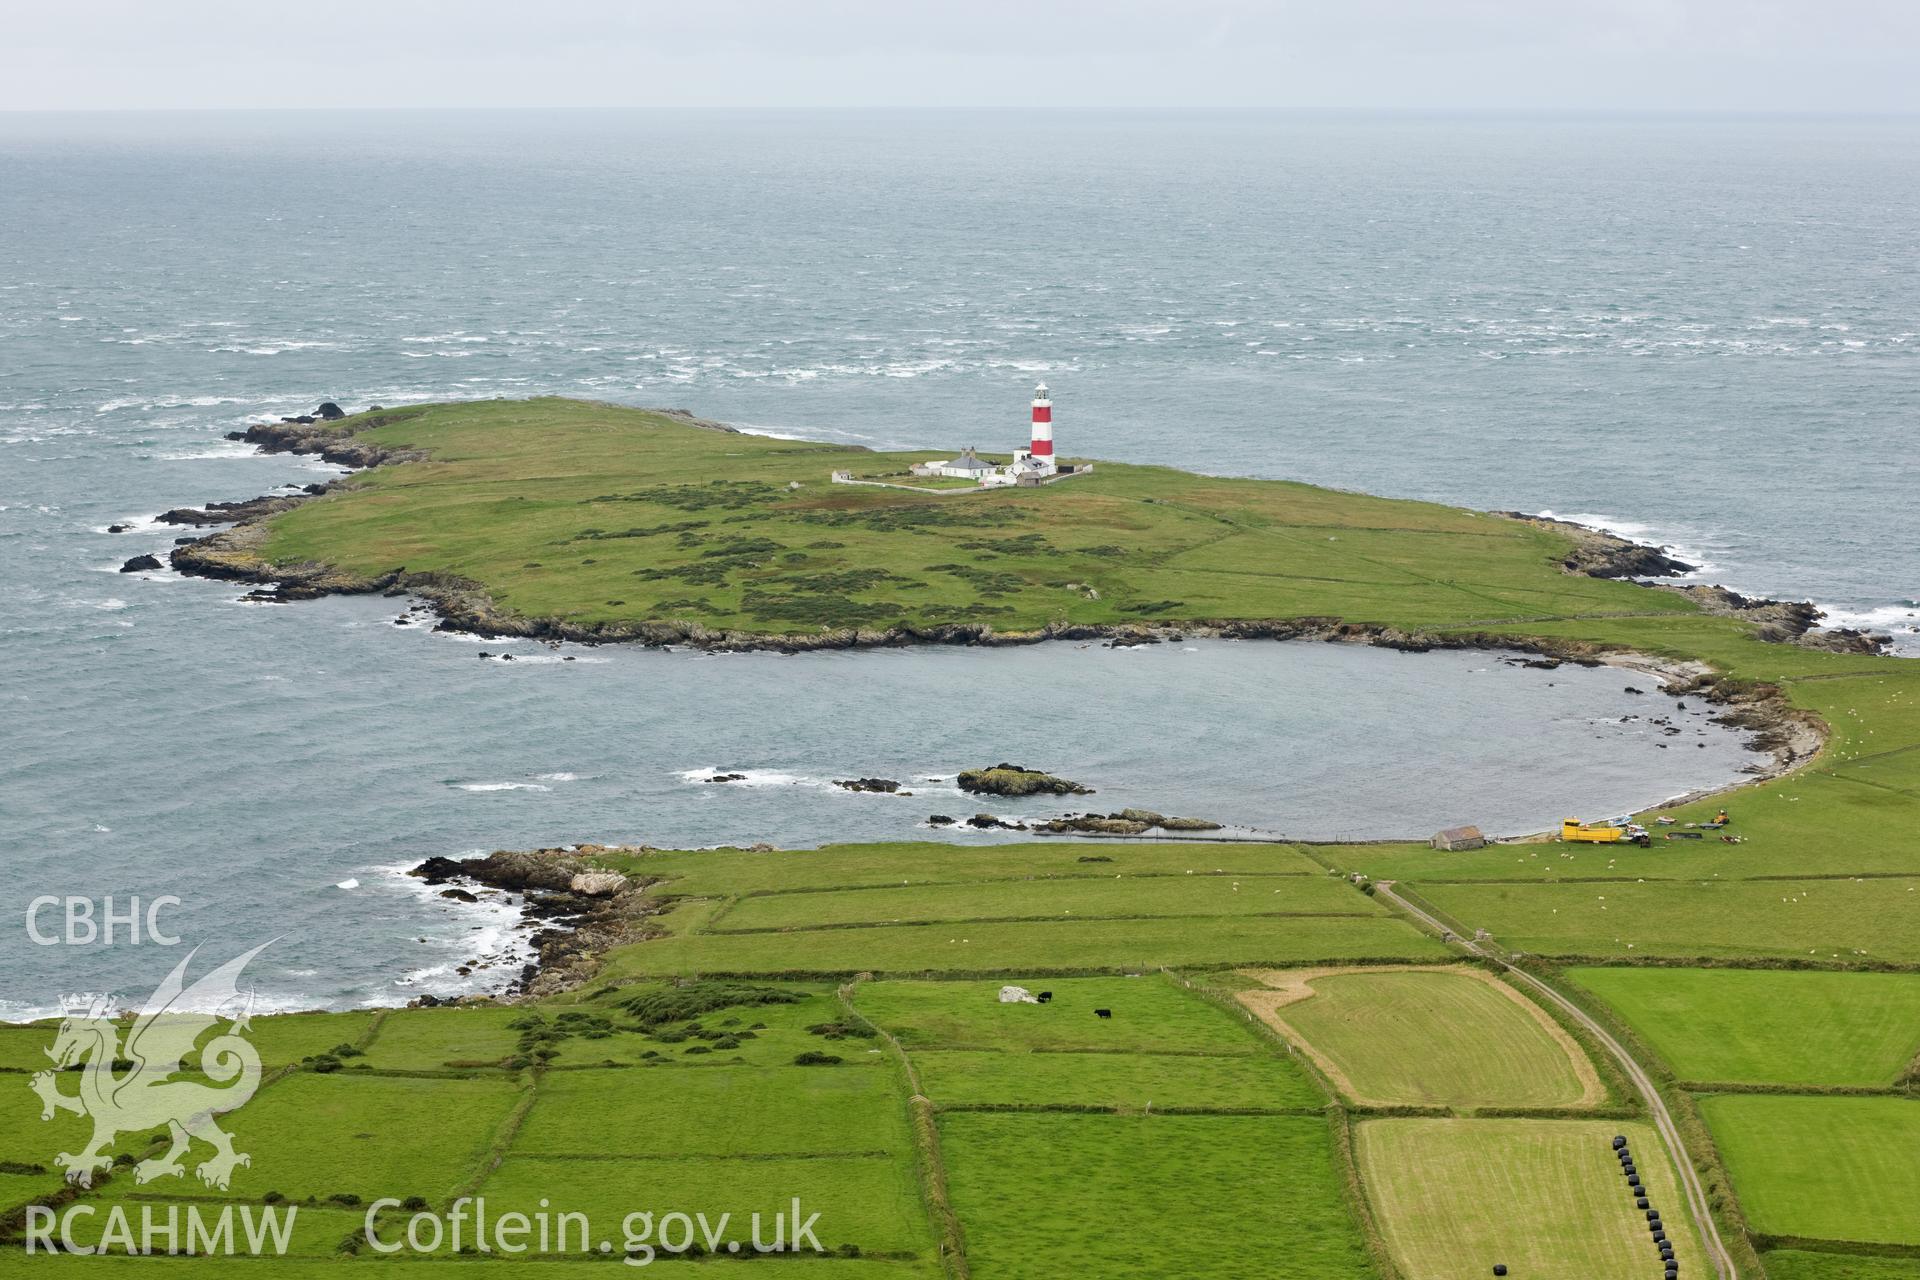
408;846;661;1003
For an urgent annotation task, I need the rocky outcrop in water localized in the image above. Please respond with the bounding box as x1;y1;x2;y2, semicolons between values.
1034;809;1223;836
158;494;315;526
834;777;903;793
1499;512;1697;579
957;764;1094;797
118;554;162;573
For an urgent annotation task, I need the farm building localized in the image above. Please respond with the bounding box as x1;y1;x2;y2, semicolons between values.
1430;825;1487;851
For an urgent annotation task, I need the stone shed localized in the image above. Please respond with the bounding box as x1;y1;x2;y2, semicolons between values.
1430;825;1486;852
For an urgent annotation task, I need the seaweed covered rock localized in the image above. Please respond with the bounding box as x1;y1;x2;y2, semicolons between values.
833;777;902;794
956;763;1093;797
1035;809;1222;836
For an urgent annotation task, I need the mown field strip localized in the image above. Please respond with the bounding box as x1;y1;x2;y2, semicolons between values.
1239;965;1604;1110
1357;1118;1695;1280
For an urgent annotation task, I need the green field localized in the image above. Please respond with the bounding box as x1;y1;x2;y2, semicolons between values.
1701;1095;1920;1246
1761;1250;1920;1280
847;975;1367;1274
1242;966;1601;1109
4;979;939;1268
584;840;1441;980
852;976;1271;1055
710;870;1382;932
1414;876;1920;962
908;1047;1318;1111
1355;1118;1695;1280
237;398;1708;638
1569;967;1920;1086
853;974;1326;1111
611;840;1329;896
941;1113;1375;1279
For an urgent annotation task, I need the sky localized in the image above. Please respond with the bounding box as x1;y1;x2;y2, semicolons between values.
4;0;1918;114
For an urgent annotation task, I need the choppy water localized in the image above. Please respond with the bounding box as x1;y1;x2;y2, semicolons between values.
2;111;1907;1016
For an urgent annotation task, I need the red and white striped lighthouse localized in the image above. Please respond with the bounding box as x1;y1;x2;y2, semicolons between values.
1029;382;1054;463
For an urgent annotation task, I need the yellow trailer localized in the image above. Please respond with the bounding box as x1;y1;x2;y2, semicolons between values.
1561;817;1652;847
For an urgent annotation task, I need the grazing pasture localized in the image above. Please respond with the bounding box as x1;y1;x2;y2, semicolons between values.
515;1063;905;1157
853;975;1273;1056
1414;876;1920;962
1761;1250;1920;1280
587;838;1439;980
1355;1118;1695;1280
1701;1095;1920;1246
92;1073;524;1203
908;1047;1319;1111
598;911;1443;978
1569;966;1920;1086
854;974;1323;1111
615;841;1328;898
711;870;1381;932
940;1112;1374;1279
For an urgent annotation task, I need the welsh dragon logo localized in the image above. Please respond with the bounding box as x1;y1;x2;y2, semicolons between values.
30;942;271;1189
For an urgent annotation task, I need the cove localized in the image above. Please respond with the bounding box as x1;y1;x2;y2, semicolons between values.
0;583;1760;1017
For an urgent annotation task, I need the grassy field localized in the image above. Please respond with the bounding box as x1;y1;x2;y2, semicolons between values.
709;870;1383;932
853;974;1327;1111
1240;966;1602;1109
3;919;1387;1274
585;839;1442;980
908;1048;1318;1111
1700;1095;1920;1246
1355;1118;1695;1280
1761;1250;1920;1280
3;981;939;1268
851;975;1272;1055
607;840;1331;896
940;1113;1375;1279
1568;966;1920;1087
1413;875;1920;962
846;975;1375;1275
247;398;1705;638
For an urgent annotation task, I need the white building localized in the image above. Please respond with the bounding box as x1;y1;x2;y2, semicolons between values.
913;447;999;480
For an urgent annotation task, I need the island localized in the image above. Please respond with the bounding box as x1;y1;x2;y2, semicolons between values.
170;396;1859;659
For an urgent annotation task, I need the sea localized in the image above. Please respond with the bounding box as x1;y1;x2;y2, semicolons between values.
2;111;1913;1017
